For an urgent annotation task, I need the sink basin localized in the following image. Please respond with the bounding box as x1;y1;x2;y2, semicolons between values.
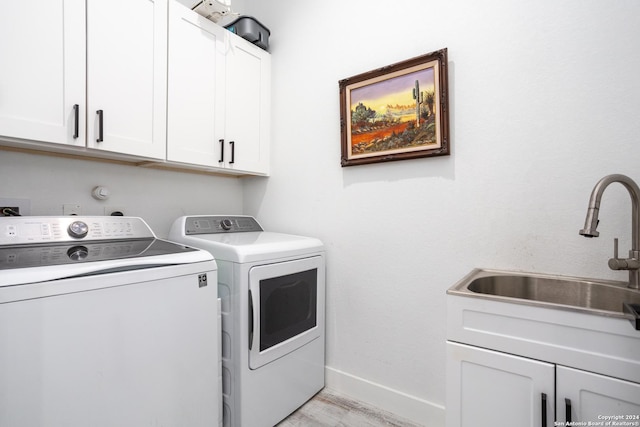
448;269;640;319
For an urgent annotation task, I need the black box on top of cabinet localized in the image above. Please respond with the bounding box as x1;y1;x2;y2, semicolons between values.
225;16;270;51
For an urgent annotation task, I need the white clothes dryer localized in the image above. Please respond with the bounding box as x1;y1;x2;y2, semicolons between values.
169;215;325;427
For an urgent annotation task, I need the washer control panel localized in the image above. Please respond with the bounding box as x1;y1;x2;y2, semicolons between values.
184;215;263;234
0;216;155;245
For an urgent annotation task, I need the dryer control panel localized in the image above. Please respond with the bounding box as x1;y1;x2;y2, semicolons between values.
184;216;263;234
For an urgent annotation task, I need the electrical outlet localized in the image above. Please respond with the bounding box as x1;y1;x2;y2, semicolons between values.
0;198;31;216
63;204;82;216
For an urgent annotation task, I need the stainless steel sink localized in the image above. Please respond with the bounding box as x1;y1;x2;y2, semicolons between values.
448;269;640;322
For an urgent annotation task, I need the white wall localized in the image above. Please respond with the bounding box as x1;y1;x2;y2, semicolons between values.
241;0;640;425
0;150;243;237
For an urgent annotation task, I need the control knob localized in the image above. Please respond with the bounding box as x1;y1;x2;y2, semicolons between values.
220;218;233;231
67;246;89;261
68;221;89;238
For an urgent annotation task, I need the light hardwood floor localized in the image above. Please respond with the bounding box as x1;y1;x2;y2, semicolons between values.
276;388;423;427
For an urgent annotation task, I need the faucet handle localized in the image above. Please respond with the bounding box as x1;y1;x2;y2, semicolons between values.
609;237;640;270
609;238;626;270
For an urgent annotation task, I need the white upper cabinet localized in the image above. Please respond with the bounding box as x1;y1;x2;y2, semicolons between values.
0;0;86;147
224;34;271;175
167;1;271;175
86;0;167;159
0;0;166;159
167;1;226;166
1;0;269;175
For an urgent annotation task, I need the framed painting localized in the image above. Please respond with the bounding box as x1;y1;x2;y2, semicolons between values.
339;48;449;167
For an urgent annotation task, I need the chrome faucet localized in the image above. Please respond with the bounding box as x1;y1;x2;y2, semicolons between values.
579;174;640;290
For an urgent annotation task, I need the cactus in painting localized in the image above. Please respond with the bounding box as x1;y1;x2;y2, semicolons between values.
412;80;424;126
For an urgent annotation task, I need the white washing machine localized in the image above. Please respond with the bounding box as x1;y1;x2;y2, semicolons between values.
0;216;221;427
169;215;325;427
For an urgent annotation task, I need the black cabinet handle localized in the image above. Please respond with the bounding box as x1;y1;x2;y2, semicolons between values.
96;110;103;142
229;140;235;164
73;104;79;139
248;289;254;350
565;398;572;423
218;139;224;163
623;302;640;330
541;393;547;427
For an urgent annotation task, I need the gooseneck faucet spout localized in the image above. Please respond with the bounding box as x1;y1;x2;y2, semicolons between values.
579;174;640;290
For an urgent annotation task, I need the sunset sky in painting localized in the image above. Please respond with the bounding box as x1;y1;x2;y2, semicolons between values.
350;67;435;114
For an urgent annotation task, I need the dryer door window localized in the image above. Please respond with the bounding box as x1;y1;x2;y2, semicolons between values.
259;268;317;352
248;255;325;370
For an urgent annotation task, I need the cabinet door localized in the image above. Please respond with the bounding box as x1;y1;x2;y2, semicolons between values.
0;0;85;146
86;0;167;159
446;342;554;427
167;1;226;167
224;35;271;175
557;366;640;424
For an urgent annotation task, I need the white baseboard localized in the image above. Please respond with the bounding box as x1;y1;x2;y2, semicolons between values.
325;366;445;427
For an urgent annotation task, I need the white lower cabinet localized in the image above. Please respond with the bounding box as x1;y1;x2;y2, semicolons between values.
447;342;554;427
556;366;640;424
447;342;640;427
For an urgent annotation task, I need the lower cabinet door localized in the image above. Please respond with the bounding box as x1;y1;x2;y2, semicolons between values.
557;365;640;424
446;341;555;427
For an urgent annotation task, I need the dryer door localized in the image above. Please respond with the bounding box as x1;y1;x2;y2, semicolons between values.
248;255;325;369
